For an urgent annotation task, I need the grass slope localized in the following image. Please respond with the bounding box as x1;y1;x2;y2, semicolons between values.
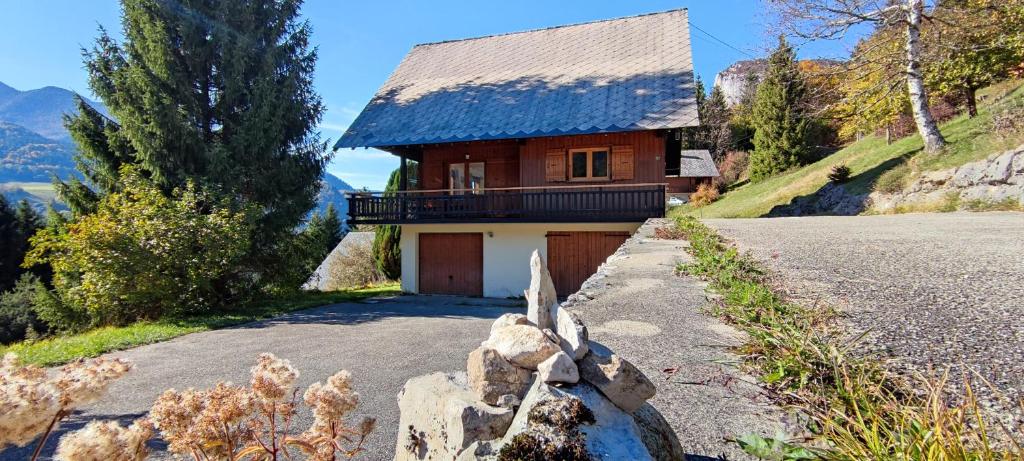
675;80;1024;219
1;284;400;366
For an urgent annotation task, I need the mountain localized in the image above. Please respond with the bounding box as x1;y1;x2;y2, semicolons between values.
0;122;77;182
0;83;108;141
315;173;354;227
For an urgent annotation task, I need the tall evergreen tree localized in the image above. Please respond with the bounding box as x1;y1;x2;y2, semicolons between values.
698;85;733;162
0;198;43;292
750;37;811;182
303;203;344;270
372;170;401;280
60;0;328;286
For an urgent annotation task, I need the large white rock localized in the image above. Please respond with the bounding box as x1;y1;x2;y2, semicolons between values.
482;324;561;370
395;372;513;460
525;250;558;331
490;313;529;335
495;379;655;460
578;342;656;413
467;346;534;405
554;306;589;360
537;351;579;384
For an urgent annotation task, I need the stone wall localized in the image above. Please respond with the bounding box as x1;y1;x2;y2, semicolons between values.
871;144;1024;212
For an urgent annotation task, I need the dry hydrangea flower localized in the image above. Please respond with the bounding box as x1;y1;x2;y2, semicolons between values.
303;370;360;434
250;353;298;403
54;418;153;461
54;357;132;407
0;357;63;449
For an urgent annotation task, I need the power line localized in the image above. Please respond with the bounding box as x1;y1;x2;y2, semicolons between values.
688;20;757;59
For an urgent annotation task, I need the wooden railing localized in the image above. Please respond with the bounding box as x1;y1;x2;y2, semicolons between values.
346;184;666;224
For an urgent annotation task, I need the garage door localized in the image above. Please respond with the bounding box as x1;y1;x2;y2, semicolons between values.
546;231;630;297
418;233;483;296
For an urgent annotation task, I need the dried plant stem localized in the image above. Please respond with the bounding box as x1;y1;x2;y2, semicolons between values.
29;409;68;461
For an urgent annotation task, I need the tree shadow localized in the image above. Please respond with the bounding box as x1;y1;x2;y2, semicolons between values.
764;149;919;217
0;411;164;461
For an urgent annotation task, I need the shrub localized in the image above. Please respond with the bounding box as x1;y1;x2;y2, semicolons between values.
0;275;49;344
26;169;256;326
717;151;750;186
326;238;385;290
873;164;910;194
690;182;720;208
148;353;374;460
827;164;852;183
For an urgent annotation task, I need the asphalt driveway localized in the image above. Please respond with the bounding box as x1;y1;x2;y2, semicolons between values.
3;295;521;461
706;212;1024;427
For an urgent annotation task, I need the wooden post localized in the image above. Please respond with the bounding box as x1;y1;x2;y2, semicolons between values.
399;154;408;191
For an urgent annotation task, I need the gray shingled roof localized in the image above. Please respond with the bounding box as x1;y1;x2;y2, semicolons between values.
336;9;698;149
679;150;719;177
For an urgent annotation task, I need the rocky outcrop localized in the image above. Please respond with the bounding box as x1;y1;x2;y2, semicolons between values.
394;250;671;460
768;182;870;217
871;145;1024;212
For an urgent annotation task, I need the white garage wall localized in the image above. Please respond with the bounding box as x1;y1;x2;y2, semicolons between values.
399;222;641;298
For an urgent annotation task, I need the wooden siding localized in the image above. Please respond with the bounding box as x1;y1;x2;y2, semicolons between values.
520;132;665;187
667;176;712;193
546;231;630;296
417;140;520;190
418;233;483;296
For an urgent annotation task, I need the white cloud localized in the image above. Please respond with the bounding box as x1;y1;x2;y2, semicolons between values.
333;148;393;160
319;122;350;133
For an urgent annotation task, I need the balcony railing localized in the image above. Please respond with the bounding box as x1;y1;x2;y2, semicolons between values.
346;184;666;225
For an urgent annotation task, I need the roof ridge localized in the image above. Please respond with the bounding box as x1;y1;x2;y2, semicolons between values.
413;8;687;48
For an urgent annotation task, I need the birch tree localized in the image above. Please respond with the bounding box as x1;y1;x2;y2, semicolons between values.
768;0;947;152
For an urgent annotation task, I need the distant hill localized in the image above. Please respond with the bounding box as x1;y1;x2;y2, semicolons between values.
0;82;108;141
0;122;77;182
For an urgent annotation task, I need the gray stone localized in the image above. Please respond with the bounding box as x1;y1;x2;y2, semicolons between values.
983;150;1016;184
496;394;521;409
467;346;534;405
490;313;529;335
537;351;580;384
954;161;987;187
578;342;656;413
633;403;686;461
525;249;558;331
482;324;562;370
395;372;513;461
496;379;655;461
554;306;589;360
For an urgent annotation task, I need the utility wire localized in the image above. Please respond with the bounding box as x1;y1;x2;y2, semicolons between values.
688;20;757;59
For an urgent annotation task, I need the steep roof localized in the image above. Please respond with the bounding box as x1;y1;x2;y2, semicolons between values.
679;150;719;177
335;9;699;149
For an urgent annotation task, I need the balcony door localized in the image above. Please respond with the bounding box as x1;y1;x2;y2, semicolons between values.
449;162;485;194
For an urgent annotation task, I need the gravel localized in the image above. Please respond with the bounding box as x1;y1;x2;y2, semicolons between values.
0;296;521;461
564;219;787;460
706;212;1024;428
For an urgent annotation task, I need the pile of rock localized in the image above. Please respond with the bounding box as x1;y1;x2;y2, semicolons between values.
395;251;678;460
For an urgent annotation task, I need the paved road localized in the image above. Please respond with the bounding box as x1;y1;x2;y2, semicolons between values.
564;219;786;460
2;296;521;461
706;212;1024;427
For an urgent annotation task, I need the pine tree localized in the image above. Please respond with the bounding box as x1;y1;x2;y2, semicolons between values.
373;170;401;280
58;0;329;287
750;36;811;182
698;85;733;162
0;196;20;292
320;203;344;252
303;203;344;270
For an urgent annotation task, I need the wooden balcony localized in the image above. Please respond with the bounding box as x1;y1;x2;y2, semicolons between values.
346;184;666;225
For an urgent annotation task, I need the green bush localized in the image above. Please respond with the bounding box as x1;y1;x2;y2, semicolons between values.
26;169;256;326
0;274;50;344
827;164;852;183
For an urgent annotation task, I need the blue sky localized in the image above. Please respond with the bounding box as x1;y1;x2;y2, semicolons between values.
0;1;856;190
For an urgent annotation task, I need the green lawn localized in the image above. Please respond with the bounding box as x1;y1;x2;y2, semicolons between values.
1;284;401;366
673;80;1024;219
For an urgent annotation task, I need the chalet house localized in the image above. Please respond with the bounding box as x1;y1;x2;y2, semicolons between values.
337;9;717;298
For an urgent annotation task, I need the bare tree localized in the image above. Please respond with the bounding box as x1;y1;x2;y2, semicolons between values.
768;0;947;152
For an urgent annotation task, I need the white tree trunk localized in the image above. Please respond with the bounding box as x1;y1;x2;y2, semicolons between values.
905;0;946;152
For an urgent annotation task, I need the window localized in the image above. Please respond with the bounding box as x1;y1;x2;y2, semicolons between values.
568;148;610;181
449;161;485;194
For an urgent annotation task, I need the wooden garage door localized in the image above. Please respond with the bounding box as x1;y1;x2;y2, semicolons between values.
546;231;630;297
418;233;483;296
